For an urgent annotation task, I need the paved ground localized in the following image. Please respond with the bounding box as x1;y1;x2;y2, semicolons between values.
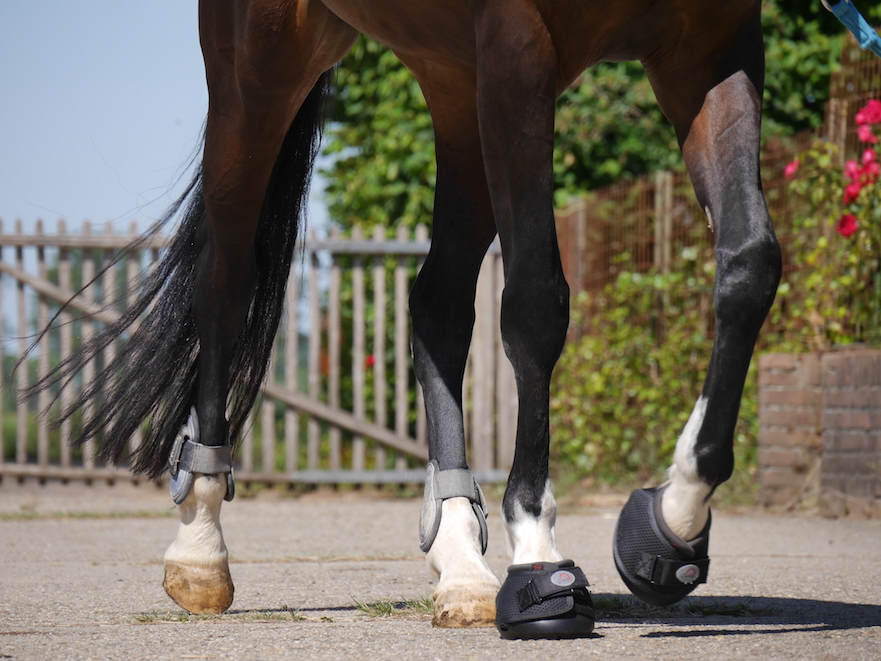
1;480;879;660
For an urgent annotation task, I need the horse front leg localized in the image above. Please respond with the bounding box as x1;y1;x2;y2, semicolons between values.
472;5;594;639
614;9;782;606
408;60;501;627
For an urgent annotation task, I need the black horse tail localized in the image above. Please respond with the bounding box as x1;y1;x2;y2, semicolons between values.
21;69;335;480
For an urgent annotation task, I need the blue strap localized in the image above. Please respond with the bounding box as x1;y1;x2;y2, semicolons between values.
826;0;881;57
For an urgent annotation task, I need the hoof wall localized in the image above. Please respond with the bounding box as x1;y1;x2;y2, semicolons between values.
432;584;498;628
613;486;711;607
495;560;595;640
163;561;234;614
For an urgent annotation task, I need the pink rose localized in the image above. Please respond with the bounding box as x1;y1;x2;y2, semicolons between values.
845;159;860;181
784;159;800;179
862;99;881;124
837;214;859;237
844;181;863;204
857;124;878;144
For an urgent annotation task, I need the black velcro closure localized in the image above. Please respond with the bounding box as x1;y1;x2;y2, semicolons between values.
516;566;590;611
636;552;710;586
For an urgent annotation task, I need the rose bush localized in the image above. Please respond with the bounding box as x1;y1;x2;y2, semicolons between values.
780;100;881;348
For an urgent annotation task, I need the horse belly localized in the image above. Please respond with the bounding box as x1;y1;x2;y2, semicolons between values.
318;0;477;67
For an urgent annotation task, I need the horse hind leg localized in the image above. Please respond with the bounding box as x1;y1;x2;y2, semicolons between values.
161;0;357;614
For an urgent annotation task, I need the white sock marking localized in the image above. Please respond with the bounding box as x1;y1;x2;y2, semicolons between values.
164;473;229;569
503;480;563;564
426;497;500;602
662;396;712;540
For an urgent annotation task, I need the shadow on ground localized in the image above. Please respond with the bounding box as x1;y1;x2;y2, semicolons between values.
591;593;881;635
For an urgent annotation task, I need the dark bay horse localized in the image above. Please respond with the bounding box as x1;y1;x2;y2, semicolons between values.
27;0;781;639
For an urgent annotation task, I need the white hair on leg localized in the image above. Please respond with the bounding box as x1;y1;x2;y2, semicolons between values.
427;497;500;627
662;396;712;540
502;479;563;565
163;473;234;614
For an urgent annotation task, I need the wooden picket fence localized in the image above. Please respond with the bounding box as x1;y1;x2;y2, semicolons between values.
0;220;513;485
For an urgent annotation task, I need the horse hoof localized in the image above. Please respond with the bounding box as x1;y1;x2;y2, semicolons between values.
163;561;235;614
432;584;498;628
613;486;711;607
494;560;595;640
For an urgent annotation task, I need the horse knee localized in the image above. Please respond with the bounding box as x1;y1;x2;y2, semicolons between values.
500;271;569;380
714;230;781;334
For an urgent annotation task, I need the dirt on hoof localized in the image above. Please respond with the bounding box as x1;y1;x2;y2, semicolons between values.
431;591;497;628
163;561;235;614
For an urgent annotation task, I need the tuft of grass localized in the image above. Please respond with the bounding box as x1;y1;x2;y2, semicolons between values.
593;594;779;619
353;595;434;619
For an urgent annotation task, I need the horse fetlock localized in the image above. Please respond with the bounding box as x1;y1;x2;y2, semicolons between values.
660;477;711;541
664;398;714;541
502;479;563;565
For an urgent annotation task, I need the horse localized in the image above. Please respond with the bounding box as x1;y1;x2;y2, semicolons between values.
24;0;782;639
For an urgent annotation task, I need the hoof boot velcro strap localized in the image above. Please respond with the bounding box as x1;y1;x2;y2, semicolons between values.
636;553;709;586
168;407;235;505
419;460;488;553
516;565;591;611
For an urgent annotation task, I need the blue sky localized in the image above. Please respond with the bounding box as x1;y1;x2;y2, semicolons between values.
0;1;329;234
0;2;210;232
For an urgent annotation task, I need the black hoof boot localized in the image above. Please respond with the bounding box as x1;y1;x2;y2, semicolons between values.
613;486;711;607
495;560;595;639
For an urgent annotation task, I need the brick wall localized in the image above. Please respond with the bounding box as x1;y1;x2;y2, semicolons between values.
758;350;881;515
758;354;823;506
820;351;881;515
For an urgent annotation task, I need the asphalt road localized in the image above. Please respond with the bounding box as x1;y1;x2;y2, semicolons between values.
1;481;879;660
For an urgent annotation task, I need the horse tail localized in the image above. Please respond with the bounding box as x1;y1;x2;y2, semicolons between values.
21;69;335;479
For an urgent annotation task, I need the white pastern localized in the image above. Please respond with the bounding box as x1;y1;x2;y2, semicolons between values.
503;480;563;565
427;497;500;627
165;473;228;567
163;473;234;614
662;396;712;541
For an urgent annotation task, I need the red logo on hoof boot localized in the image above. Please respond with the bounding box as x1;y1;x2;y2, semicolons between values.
550;570;576;587
675;564;700;584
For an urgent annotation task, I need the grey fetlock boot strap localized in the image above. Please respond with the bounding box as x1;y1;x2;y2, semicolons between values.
419;460;488;554
168;407;235;505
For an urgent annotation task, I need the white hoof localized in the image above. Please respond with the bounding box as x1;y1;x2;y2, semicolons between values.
163;473;234;614
426;497;500;627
